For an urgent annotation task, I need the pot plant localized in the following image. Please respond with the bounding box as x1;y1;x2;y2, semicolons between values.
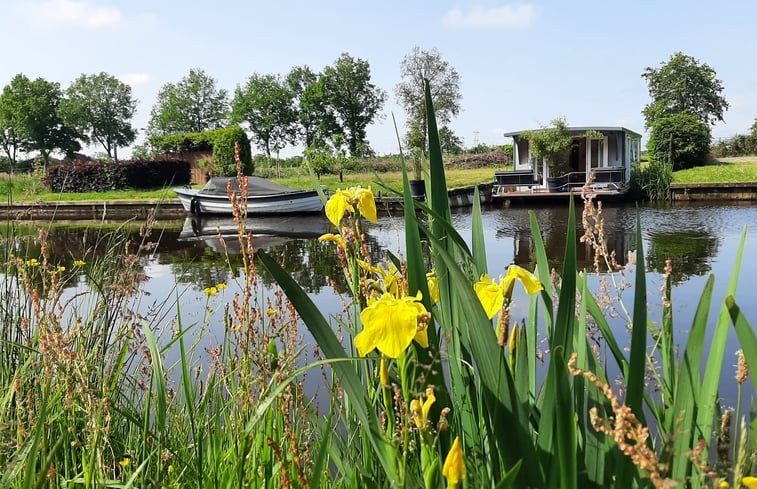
522;117;574;191
406;123;427;199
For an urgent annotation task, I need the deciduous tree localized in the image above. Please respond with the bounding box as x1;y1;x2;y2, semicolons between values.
396;47;462;148
642;52;728;128
232;73;298;159
0;74;80;168
286;66;337;148
148;68;228;135
60;72;137;161
321;53;386;157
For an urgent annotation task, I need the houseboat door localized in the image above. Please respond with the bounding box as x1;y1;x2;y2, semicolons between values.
587;135;608;172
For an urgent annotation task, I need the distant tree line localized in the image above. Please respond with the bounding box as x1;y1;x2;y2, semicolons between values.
0;47;472;179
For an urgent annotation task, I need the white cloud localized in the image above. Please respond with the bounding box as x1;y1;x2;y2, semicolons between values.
18;0;123;29
442;4;538;30
120;72;150;87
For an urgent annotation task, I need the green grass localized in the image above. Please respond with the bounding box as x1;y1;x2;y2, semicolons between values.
272;166;508;193
673;158;757;183
9;186;183;202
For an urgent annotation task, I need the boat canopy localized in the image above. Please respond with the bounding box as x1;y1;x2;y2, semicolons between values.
199;176;304;196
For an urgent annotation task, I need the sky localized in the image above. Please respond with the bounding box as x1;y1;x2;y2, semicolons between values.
2;0;757;158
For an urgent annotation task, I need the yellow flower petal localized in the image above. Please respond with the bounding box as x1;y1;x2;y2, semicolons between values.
426;270;439;303
356;293;420;358
743;477;757;489
474;274;504;319
325;190;353;226
355;186;377;222
422;387;435;421
442;436;466;486
503;265;543;297
319;233;346;250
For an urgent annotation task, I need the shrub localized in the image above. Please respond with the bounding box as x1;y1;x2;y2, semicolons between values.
148;126;253;176
44;157;191;192
711;133;757;157
648;113;711;170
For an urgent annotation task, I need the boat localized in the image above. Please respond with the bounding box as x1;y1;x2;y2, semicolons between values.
174;176;324;215
177;215;332;252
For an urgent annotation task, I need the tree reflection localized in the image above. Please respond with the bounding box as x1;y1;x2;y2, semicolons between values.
646;231;719;284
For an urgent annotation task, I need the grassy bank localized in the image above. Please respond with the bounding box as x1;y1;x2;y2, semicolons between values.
673;157;757;183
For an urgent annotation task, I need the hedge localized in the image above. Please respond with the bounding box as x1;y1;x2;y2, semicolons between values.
45;157;191;193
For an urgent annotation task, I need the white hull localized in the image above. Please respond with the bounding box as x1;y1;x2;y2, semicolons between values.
175;188;324;215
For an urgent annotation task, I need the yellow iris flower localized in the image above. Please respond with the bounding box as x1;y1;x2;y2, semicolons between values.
442;436;466;488
426;270;439;303
743;477;757;489
359;260;402;296
355;292;428;358
410;387;436;430
318;233;347;251
474;265;543;319
325;186;378;226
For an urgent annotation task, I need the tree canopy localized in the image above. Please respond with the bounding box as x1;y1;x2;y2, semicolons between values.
231;73;298;159
321;53;386;157
60;72;137;161
286;66;336;149
0;74;80;168
642;52;728;128
396;47;462;150
148;68;229;135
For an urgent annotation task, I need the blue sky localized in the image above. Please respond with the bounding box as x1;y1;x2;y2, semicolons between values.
3;0;756;157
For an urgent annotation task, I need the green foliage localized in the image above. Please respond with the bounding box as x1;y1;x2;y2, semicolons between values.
630;159;673;201
321;53;387;157
711;130;757;157
59;72;137;160
648;112;711;170
148;126;253;176
231;73;297;158
148;68;229;135
0;73;80;167
210;126;253;175
286;65;336;148
642;52;729;128
438;125;463;155
521;118;574;175
396;47;462;147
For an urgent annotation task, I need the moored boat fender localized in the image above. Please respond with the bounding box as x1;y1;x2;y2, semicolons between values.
190;198;199;215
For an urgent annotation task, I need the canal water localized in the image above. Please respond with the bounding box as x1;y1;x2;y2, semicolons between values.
6;200;757;406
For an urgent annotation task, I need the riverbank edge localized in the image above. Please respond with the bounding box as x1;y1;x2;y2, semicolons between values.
0;182;496;220
2;181;756;219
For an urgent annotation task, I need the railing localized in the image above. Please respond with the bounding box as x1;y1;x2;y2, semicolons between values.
494;167;627;194
549;167;627;192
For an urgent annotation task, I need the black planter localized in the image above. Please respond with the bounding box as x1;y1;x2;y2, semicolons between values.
547;176;564;192
409;179;426;200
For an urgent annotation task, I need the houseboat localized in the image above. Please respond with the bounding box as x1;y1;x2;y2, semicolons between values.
492;126;642;204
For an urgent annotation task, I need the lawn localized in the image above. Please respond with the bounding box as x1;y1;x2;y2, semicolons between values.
271;166;507;194
672;157;757;183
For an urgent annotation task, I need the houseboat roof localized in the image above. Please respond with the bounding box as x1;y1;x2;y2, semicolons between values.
503;126;642;138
